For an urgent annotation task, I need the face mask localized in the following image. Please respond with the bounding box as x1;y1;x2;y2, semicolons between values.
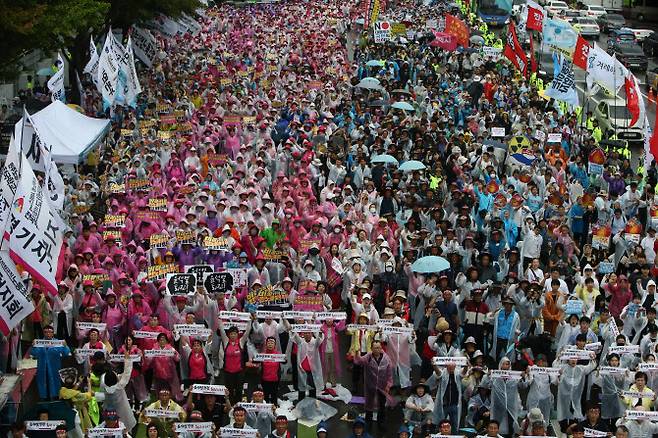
369;207;376;214
334;227;341;233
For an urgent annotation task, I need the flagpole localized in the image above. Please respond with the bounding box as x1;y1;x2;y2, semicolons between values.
1;107;28;245
613;55;618;140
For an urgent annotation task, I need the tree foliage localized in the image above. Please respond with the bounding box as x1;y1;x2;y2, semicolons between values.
0;0;201;81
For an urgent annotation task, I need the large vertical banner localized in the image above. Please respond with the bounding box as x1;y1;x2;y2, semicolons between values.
84;36;100;88
47;54;66;103
0;251;34;335
131;26;158;68
12;110;65;211
7;153;64;295
97;31;119;109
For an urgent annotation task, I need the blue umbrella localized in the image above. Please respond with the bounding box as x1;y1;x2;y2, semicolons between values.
361;76;380;84
355;79;382;90
366;60;385;67
411;256;450;273
37;67;55;76
371;154;399;166
399;160;426;172
391;101;415;111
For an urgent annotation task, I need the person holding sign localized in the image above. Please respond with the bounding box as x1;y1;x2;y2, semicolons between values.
354;340;393;427
482;357;523;436
117;335;148;409
217;314;254;404
282;317;324;402
623;371;655;411
100;351;136;432
145;333;182;401
32;326;71;400
181;338;213;388
139;387;186;437
258;337;284;405
556;350;597;432
616;406;658;438
319;315;346;388
76;327;107;375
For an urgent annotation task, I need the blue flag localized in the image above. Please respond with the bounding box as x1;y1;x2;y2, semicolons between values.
545;57;579;107
543;19;578;50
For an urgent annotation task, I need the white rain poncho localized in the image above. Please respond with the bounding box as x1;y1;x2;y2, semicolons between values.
521;366;557;424
426;365;463;426
383;319;415;389
593;364;631;420
290;331;324;395
555;357;597;421
483;357;522;435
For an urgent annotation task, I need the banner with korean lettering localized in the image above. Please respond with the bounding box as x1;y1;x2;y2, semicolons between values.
8;153;64;295
47;53;66;103
0;251;34;335
545;56;579;107
97;30;119;109
131;26;158;68
84;36;100;88
122;36;142;108
0;137;20;242
12;110;65;211
586;43;627;94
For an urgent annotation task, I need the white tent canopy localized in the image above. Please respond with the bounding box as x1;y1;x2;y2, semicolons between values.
15;101;110;165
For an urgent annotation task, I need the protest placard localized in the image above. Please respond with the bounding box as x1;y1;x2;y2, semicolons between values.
246;285;288;307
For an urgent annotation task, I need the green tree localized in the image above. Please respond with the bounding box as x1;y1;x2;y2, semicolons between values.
0;0;201;103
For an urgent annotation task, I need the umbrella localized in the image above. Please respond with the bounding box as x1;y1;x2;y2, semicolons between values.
391;101;415;111
355;80;383;90
391;89;411;95
366;60;385;67
37;67;55;76
66;104;85;114
411;256;450;273
368;99;388;107
470;35;485;45
361;77;380;85
371;154;399;165
399;160;426;171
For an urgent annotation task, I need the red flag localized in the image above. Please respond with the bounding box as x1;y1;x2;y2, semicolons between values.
572;36;592;70
625;74;640;127
529;34;537;74
445;14;470;48
431;31;458;51
526;0;545;31
503;21;528;77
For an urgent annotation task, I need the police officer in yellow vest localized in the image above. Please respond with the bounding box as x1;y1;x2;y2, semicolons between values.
592;121;602;143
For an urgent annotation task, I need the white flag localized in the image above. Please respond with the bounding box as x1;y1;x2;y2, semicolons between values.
150;15;180;38
181;13;202;34
83;36;100;88
0;137;21;243
47;54;66;103
97;31;120;109
8;153;64;295
124;36;142;107
13;110;65;210
586;44;627;93
131;26;158;68
0;251;34;335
